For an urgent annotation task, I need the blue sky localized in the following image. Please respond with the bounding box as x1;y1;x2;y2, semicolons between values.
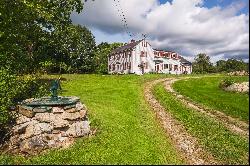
72;0;249;62
159;0;249;14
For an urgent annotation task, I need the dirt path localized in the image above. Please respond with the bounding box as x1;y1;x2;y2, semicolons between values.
144;78;218;165
163;78;249;138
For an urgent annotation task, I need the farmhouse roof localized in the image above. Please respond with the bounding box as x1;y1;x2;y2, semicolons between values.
179;56;192;65
110;39;143;54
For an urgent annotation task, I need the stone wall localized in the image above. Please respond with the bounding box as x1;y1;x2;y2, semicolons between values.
227;70;249;76
6;99;91;155
224;82;249;93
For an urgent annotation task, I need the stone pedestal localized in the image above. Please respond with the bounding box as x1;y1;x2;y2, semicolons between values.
8;97;91;155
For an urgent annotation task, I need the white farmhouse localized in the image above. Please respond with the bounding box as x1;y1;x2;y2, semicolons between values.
108;39;192;75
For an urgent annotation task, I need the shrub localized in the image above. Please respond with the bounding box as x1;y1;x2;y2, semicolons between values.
219;78;235;89
0;69;50;142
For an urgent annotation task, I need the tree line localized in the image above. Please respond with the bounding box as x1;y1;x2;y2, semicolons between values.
192;53;249;74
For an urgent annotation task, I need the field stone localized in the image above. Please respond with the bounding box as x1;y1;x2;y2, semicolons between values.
61;137;75;149
62;111;81;120
52;130;61;134
9;135;20;146
16;115;31;125
52;116;70;128
34;113;55;123
23;121;53;139
47;140;56;148
13;121;30;134
66;121;90;137
18;105;34;118
52;107;64;113
20;135;48;153
79;109;87;118
76;102;86;111
65;107;77;113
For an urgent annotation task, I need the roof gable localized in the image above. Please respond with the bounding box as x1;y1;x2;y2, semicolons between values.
110;39;143;54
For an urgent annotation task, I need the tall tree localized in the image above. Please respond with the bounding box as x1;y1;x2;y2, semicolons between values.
94;42;123;74
40;24;96;74
192;53;214;73
224;59;246;72
0;0;84;74
216;60;227;72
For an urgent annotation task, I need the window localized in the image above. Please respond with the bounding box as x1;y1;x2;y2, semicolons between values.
145;62;148;69
141;51;144;57
109;65;111;71
174;65;178;71
145;52;147;57
112;64;115;71
164;64;168;69
128;62;131;69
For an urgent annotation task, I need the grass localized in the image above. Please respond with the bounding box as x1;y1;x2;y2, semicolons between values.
173;76;249;122
0;74;185;165
153;83;249;165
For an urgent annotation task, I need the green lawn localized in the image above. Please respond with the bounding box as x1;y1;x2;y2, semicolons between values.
173;76;249;122
153;83;249;165
0;74;184;165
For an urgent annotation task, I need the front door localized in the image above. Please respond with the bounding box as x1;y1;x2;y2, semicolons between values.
156;65;160;73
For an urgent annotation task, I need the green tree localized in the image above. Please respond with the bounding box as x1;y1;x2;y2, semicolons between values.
40;24;96;74
216;60;227;72
0;0;84;74
192;53;214;73
245;63;249;72
94;42;123;74
224;59;246;72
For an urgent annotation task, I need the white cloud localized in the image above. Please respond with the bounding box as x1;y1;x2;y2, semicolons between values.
71;0;249;62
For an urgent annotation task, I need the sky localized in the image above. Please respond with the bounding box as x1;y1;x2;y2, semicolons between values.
71;0;249;63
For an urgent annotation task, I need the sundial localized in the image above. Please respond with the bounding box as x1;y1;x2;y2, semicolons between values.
21;78;79;107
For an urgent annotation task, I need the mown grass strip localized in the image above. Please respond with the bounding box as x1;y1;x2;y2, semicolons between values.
153;83;249;165
173;76;249;122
